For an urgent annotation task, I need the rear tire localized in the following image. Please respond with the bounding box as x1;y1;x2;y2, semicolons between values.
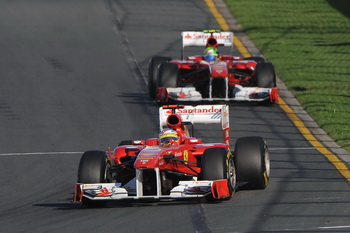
200;147;236;201
77;151;111;206
254;62;276;88
148;56;171;98
118;140;133;146
234;137;270;189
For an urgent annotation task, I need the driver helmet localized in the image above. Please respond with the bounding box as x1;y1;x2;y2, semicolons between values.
203;47;219;63
158;128;180;147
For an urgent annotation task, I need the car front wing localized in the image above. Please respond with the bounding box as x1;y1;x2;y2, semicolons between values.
157;86;278;103
74;169;230;202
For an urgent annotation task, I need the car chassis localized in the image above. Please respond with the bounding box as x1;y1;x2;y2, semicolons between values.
148;31;278;104
74;105;270;205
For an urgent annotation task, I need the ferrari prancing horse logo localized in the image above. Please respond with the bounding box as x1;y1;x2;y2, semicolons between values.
184;150;189;164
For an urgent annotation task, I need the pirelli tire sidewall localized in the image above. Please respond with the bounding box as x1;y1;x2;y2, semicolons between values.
77;150;111;183
234;136;270;189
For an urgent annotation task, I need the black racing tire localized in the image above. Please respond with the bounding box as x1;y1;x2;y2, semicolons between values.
254;62;276;88
148;56;171;98
243;56;265;64
234;137;270;190
118;140;133;146
200;147;236;201
157;62;179;88
77;150;111;206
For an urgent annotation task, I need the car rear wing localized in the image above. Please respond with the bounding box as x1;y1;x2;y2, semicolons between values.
159;105;230;146
181;31;234;59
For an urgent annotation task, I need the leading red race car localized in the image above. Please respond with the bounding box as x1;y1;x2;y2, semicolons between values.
74;105;270;206
148;30;278;104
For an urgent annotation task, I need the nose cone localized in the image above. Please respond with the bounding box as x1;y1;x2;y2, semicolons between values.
211;62;228;77
134;147;162;169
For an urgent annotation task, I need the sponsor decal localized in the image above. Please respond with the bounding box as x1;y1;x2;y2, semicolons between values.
223;122;229;129
83;184;102;189
165;106;222;114
185;186;211;194
140;159;149;164
138;148;161;157
138;153;156;157
143;147;162;151
194;181;212;185
184;32;208;39
97;187;112;196
184;32;230;40
178;92;188;98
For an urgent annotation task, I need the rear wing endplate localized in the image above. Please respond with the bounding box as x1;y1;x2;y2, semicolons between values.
159;105;230;146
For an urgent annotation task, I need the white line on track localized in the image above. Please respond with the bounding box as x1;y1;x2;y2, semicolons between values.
251;225;350;232
268;147;316;151
0;152;83;156
319;225;350;229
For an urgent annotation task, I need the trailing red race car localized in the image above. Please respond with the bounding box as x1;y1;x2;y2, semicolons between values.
148;30;278;104
74;105;270;206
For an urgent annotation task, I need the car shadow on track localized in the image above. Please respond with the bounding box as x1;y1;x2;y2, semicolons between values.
33;197;207;210
326;0;350;19
115;93;154;105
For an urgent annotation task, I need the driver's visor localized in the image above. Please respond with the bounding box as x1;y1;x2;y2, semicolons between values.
159;135;179;143
204;54;218;62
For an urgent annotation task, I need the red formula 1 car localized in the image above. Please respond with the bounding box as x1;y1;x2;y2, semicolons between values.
148;31;278;104
74;105;270;206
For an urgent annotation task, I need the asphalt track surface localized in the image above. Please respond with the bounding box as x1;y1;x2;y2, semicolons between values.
0;1;349;232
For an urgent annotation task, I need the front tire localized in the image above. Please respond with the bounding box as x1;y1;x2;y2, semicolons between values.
77;151;111;206
200;147;236;201
254;62;276;88
148;56;171;98
234;137;270;189
157;62;179;88
243;56;265;64
118;140;133;146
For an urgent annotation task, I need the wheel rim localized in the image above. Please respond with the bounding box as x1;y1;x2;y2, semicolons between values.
264;145;270;178
104;163;112;182
227;158;236;191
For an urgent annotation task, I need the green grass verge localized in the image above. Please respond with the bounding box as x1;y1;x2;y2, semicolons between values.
224;0;350;153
